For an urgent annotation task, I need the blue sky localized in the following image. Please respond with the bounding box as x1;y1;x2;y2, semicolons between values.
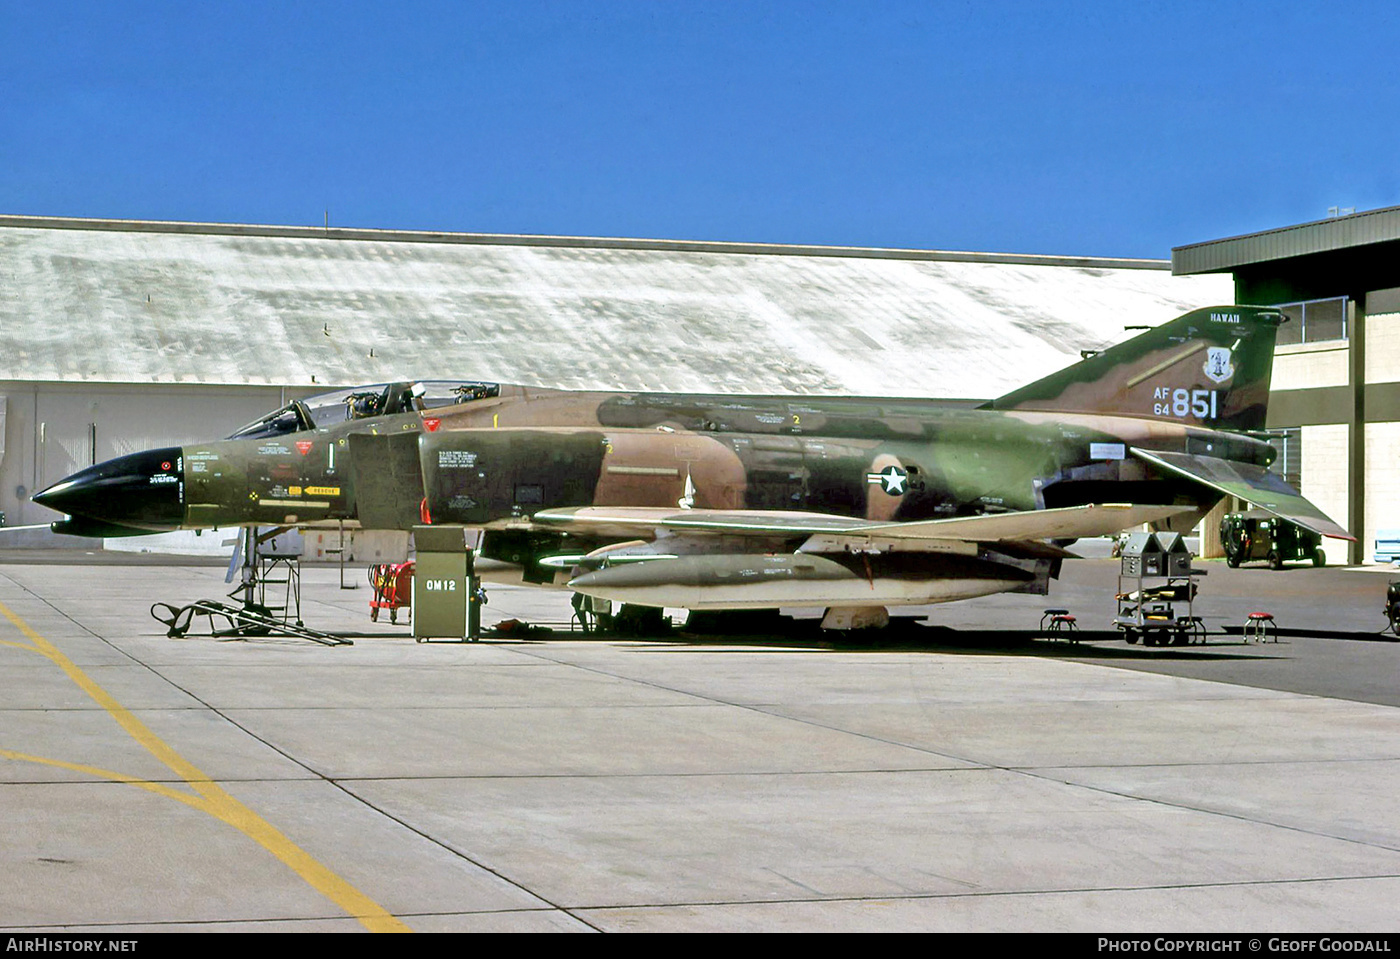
3;1;1397;258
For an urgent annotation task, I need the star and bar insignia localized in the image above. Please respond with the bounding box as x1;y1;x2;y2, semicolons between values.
866;465;907;495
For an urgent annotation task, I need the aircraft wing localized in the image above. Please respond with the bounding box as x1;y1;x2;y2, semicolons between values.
1130;447;1354;541
853;503;1189;542
533;502;1191;551
533;507;886;540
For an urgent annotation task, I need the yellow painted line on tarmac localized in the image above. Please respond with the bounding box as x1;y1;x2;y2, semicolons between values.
0;748;203;807
0;598;411;933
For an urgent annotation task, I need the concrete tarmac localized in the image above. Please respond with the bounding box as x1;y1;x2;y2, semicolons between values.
1;552;1398;932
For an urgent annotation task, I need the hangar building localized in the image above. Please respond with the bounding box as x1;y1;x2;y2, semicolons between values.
1;214;1233;551
1175;205;1400;565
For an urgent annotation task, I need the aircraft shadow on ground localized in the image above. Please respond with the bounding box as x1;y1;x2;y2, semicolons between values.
592;624;1275;661
156;615;1390;658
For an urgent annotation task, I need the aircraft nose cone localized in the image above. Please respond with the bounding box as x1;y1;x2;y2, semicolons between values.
32;447;186;531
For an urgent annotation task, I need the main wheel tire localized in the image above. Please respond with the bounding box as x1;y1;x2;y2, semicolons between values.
1313;549;1326;568
1268;550;1283;570
1226;552;1240;568
614;604;668;637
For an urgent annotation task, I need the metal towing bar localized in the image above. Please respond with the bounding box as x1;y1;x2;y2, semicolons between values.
150;600;353;646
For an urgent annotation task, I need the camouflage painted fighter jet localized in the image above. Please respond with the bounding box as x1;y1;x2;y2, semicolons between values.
33;306;1350;625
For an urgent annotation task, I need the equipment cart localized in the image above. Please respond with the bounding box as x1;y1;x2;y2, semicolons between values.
369;561;414;623
1114;531;1206;646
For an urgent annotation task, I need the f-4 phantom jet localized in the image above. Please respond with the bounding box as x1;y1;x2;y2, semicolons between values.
33;306;1349;623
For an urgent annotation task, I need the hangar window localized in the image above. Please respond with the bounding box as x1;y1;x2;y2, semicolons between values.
1275;297;1347;346
1263;428;1302;489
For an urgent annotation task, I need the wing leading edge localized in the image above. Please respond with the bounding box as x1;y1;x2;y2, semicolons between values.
533;502;1192;550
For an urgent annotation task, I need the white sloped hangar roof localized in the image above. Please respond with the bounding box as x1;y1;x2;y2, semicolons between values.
0;216;1232;398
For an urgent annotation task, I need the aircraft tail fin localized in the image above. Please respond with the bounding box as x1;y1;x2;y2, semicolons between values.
981;306;1284;432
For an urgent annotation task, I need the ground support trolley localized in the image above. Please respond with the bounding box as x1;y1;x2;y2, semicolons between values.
1113;531;1207;647
370;561;415;623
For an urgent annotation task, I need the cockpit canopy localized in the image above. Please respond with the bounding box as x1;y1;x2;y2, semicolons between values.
227;380;500;440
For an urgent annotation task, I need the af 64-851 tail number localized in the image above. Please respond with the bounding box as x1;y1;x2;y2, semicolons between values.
1153;387;1218;420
